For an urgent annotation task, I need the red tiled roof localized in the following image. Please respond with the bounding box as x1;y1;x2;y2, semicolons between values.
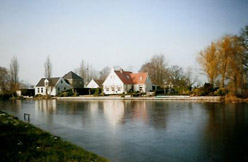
130;73;148;84
114;70;133;84
114;70;148;84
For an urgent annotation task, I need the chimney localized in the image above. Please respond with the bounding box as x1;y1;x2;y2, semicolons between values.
120;68;123;74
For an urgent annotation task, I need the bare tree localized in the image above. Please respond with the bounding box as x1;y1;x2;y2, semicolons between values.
9;56;19;92
197;34;246;94
184;66;198;88
197;42;219;86
227;36;245;93
217;35;234;88
78;59;98;84
0;66;10;92
44;56;52;78
99;66;110;80
140;54;168;86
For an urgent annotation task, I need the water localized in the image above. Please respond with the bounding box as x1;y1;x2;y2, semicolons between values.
1;100;248;162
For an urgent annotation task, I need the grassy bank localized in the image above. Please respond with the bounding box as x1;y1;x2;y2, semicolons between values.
0;111;108;162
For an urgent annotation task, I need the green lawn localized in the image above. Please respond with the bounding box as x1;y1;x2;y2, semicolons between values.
0;111;108;162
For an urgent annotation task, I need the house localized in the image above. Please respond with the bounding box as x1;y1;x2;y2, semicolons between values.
103;68;153;94
87;79;103;89
63;71;84;92
35;77;72;96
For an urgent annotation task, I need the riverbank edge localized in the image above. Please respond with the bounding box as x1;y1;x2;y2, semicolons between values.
54;96;224;102
0;110;108;162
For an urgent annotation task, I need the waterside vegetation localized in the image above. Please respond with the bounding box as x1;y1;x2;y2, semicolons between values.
0;111;108;162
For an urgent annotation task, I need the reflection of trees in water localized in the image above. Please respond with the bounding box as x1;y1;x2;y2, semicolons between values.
8;100;22;113
145;101;169;129
35;100;57;113
121;101;148;124
34;100;57;123
121;101;169;130
202;103;248;161
80;101;104;128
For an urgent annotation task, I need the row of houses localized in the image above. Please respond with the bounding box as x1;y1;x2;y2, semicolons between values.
34;68;154;96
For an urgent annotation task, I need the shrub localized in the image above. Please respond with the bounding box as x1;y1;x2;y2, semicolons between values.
93;88;100;96
57;89;73;97
73;91;78;97
214;88;227;96
0;93;12;100
121;92;125;98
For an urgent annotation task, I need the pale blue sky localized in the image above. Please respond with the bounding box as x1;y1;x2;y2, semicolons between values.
0;0;248;84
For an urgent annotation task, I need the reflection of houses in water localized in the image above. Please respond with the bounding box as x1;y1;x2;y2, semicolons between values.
89;101;99;115
131;101;148;122
35;99;57;113
103;100;125;127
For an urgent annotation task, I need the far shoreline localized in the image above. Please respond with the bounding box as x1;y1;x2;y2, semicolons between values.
13;95;248;103
54;95;224;102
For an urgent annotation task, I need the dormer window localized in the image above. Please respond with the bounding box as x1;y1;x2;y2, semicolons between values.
44;79;49;87
140;77;143;80
126;75;130;79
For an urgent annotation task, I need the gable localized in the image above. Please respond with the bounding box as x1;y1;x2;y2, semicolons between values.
63;71;83;80
103;70;124;85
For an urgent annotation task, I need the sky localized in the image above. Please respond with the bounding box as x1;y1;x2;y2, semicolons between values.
0;0;248;85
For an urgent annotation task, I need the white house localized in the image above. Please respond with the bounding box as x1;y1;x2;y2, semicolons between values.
35;77;72;96
87;79;103;89
103;68;153;94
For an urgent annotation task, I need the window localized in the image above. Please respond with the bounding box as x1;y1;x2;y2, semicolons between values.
111;86;115;91
58;87;60;92
41;88;43;93
37;88;40;93
106;87;109;91
117;86;121;91
126;75;130;79
64;87;66;90
61;80;63;84
140;77;143;80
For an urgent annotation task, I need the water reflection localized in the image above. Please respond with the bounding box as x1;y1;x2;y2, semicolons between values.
203;103;248;161
103;100;125;127
35;99;57;113
1;100;248;162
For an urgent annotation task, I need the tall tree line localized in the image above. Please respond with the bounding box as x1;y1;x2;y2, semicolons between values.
197;25;248;94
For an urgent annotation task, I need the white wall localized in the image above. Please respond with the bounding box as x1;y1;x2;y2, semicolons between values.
133;76;153;93
87;80;100;88
133;84;145;92
103;70;125;94
35;86;47;95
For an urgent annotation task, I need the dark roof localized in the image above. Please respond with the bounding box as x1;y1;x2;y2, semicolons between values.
63;71;83;80
94;79;104;86
36;77;60;87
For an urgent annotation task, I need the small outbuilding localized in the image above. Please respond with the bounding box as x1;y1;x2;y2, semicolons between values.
87;79;103;89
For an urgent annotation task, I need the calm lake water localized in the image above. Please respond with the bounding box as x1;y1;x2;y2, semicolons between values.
1;100;248;162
